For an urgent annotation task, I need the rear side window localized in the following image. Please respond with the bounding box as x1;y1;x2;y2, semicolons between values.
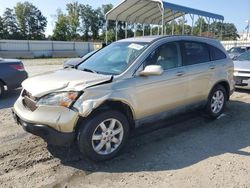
182;41;210;65
209;45;227;61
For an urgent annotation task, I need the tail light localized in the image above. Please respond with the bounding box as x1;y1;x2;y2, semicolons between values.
10;63;25;71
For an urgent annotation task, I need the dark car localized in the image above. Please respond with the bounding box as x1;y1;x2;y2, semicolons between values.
63;50;97;69
0;58;28;97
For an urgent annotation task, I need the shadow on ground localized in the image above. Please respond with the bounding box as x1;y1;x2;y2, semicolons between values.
47;99;250;174
235;88;250;94
0;89;21;110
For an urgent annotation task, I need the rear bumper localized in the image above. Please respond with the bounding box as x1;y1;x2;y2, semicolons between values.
6;71;28;90
12;109;76;146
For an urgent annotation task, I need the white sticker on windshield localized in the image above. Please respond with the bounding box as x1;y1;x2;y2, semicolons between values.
128;43;144;50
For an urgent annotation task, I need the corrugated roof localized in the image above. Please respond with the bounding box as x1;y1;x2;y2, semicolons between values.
106;0;224;25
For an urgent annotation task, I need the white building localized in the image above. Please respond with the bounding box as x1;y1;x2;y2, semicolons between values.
238;32;250;41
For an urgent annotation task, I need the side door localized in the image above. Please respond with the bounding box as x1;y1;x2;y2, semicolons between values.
133;41;189;120
180;41;214;103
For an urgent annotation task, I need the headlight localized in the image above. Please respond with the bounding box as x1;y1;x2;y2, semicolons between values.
37;92;79;108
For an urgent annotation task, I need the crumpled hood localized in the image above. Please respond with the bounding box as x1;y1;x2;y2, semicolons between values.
64;58;83;67
22;69;112;97
234;60;250;71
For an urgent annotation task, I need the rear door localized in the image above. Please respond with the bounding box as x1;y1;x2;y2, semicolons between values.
180;41;214;104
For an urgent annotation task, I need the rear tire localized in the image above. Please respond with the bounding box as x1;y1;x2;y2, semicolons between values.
206;85;227;119
77;110;130;161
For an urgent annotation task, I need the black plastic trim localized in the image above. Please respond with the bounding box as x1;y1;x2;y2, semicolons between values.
12;110;76;146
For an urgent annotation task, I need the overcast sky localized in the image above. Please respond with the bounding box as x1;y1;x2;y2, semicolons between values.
0;0;249;36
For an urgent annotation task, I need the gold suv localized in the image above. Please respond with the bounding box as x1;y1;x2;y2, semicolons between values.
13;36;235;161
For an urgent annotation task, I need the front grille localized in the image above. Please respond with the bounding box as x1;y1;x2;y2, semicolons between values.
22;90;37;111
22;90;36;101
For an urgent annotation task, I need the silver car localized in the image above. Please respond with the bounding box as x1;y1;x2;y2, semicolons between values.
234;51;250;87
227;46;250;60
12;36;235;161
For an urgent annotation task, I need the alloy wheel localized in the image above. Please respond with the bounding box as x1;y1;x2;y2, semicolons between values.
91;118;124;155
211;90;224;114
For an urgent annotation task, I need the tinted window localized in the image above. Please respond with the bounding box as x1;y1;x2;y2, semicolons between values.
209;45;226;61
144;42;180;70
182;41;210;65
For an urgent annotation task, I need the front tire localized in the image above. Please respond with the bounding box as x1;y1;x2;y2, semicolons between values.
77;110;130;161
0;82;4;98
206;85;227;119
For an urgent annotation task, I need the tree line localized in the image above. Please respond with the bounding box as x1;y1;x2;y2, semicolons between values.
0;1;239;41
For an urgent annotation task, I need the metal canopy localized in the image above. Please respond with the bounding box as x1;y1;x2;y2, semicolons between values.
106;0;224;24
105;0;224;42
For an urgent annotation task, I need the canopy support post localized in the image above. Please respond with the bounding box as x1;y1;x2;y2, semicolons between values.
220;20;224;40
134;23;137;37
143;24;145;36
150;25;153;35
161;8;164;35
206;17;211;37
211;19;215;38
115;20;118;41
171;11;175;35
199;16;203;36
182;15;185;35
105;20;108;44
190;14;194;35
125;22;128;38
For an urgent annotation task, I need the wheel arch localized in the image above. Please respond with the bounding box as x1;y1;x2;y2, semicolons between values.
75;100;136;132
209;80;230;100
0;79;7;87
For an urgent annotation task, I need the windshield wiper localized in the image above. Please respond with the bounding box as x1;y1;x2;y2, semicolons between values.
82;68;97;74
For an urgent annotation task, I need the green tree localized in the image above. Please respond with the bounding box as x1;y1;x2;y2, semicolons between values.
2;8;20;39
211;22;239;40
52;10;71;41
91;7;104;40
15;1;47;39
193;17;208;36
0;16;5;39
100;4;116;41
66;2;80;40
80;4;93;41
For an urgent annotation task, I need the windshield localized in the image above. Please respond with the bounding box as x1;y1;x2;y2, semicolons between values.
236;51;250;61
78;42;148;75
80;50;96;59
228;47;246;53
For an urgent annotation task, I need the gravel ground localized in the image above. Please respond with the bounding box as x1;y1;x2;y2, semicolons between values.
1;59;250;188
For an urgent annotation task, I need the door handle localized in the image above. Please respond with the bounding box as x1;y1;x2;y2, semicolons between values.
209;65;215;70
176;71;185;76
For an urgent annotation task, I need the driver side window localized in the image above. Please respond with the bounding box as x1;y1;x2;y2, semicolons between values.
144;42;180;70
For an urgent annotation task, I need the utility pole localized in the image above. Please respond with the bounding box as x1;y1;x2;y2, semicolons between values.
246;19;250;40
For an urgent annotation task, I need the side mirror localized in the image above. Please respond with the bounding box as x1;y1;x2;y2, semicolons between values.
139;65;163;76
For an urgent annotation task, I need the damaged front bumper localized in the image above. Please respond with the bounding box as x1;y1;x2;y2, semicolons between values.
12;110;75;146
12;97;80;146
